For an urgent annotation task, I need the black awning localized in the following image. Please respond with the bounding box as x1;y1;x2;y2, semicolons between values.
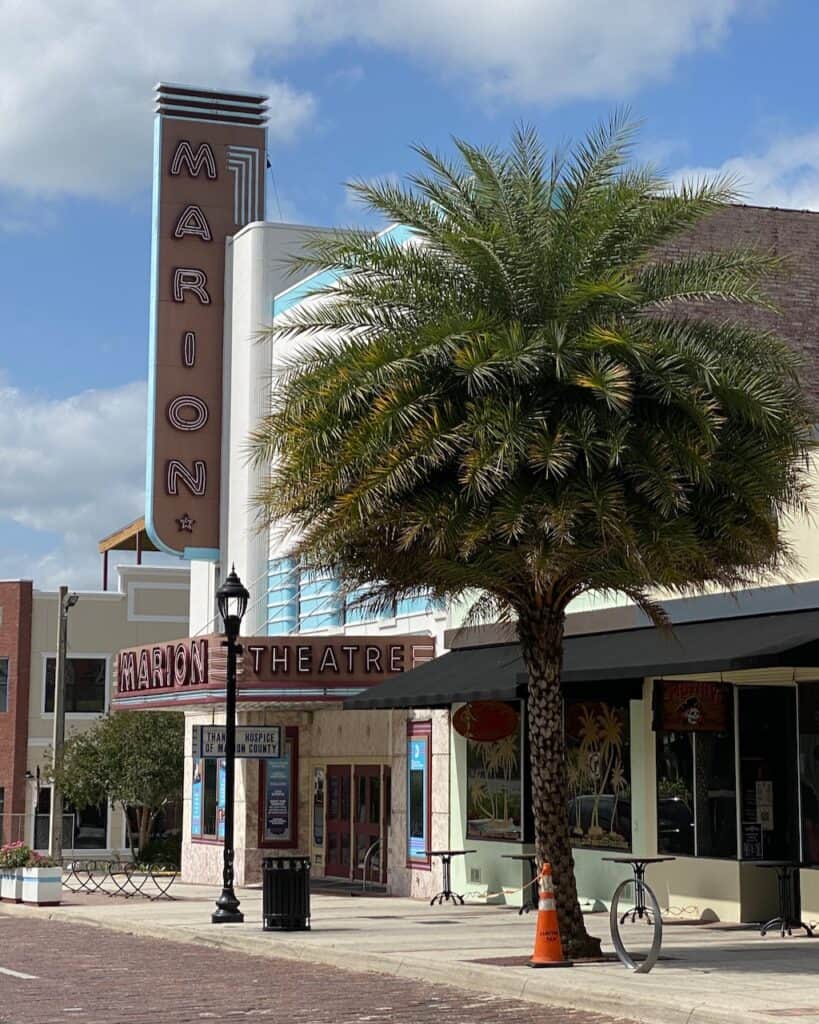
344;607;819;710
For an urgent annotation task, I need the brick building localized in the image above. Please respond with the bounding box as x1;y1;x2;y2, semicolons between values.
0;581;33;845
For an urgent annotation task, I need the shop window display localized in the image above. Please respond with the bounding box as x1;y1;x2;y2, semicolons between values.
800;683;819;864
192;757;225;841
407;722;431;864
466;704;523;842
655;681;736;859
566;700;632;850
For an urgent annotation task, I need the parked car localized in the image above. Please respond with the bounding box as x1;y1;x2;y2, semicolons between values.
567;794;695;852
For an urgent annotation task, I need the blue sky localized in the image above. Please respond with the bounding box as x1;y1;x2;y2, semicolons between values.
2;0;819;588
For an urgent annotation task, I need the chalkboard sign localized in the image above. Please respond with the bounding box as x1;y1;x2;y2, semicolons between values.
742;821;763;860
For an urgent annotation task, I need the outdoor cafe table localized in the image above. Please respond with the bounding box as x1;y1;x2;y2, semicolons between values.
426;849;476;906
751;860;816;937
501;853;539;913
601;856;675;923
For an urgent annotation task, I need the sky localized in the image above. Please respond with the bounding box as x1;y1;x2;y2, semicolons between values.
3;0;819;590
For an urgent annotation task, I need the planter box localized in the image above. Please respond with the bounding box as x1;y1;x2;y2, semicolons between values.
21;867;62;906
0;869;23;903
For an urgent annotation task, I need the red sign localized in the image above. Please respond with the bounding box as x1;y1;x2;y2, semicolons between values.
146;84;267;558
452;701;519;742
655;680;731;732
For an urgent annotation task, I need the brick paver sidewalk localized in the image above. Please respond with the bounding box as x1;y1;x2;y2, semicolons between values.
0;915;636;1024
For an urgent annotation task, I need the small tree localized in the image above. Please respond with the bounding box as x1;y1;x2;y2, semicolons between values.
250;119;814;956
49;711;184;855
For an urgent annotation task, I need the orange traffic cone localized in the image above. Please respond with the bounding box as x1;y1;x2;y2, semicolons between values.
529;862;567;967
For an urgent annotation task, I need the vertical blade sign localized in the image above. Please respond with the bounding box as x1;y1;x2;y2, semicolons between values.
146;84;267;558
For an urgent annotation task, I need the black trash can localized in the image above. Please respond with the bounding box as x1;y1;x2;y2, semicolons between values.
262;856;311;931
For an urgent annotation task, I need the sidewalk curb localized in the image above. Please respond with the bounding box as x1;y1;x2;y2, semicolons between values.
0;903;765;1024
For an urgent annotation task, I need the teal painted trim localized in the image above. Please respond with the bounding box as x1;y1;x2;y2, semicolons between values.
144;114;185;559
183;547;221;561
272;222;415;318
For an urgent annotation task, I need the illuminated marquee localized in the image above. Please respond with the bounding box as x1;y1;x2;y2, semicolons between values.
146;84;267;558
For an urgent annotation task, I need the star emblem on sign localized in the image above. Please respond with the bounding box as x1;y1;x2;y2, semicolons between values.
176;513;196;532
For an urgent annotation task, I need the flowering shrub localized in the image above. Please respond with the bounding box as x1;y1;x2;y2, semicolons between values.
0;843;56;868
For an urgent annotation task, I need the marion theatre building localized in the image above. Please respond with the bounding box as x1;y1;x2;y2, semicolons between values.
121;81;819;919
113;633;435;889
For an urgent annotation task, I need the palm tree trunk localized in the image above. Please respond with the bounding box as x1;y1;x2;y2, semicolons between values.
518;601;602;959
138;806;151;854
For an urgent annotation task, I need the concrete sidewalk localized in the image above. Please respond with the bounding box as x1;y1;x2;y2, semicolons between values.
3;884;818;1024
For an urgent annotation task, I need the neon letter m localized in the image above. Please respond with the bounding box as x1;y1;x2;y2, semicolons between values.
169;141;217;180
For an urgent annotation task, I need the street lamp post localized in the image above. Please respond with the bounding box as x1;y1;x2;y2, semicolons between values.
212;566;249;925
49;587;79;863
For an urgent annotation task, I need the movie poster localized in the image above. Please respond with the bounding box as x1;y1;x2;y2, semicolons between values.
264;751;292;842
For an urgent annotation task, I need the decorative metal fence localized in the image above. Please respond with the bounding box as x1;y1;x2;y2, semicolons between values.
62;859;178;900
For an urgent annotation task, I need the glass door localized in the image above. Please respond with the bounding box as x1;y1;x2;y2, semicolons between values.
738;687;800;861
353;766;382;883
325;765;352;877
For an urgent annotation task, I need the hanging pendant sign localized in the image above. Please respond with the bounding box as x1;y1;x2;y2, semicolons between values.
145;83;267;559
452;701;519;742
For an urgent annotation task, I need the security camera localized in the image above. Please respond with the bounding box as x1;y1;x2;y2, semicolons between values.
64;593;79;610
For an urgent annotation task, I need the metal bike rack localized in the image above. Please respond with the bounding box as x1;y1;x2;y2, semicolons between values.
360;838;382;892
61;859;178;900
609;878;663;974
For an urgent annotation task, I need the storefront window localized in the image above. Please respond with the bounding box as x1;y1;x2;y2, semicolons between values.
566;700;632;850
466;704;523;842
45;657;106;713
407;721;431;864
0;657;8;712
192;757;225;841
33;788;107;849
655;681;736;859
799;683;819;865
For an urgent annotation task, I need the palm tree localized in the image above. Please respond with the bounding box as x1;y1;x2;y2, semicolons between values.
250;117;814;956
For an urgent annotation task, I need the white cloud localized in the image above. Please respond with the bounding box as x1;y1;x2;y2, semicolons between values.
353;0;740;104
0;377;164;589
672;132;819;211
0;0;743;199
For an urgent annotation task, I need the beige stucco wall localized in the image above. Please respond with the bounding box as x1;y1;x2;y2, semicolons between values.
25;564;190;853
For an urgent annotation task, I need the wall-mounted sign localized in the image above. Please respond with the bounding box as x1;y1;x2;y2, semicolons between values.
217;760;226;840
146;83;267;559
407;730;430;862
742;821;763;860
654;680;731;732
113;634;435;709
756;780;774;831
192;725;281;760
452;701;519;742
313;767;325;847
264;752;292;842
191;758;203;837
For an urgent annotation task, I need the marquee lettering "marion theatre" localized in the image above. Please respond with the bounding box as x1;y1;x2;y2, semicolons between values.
114;635;436;707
